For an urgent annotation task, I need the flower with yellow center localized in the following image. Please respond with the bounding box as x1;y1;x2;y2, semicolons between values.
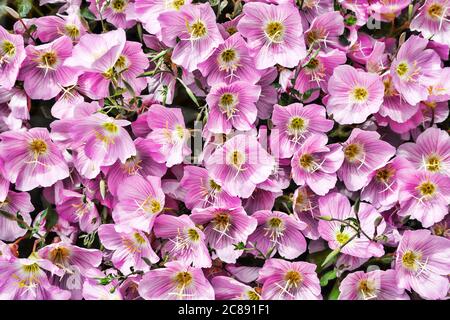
418;181;436;197
38;51;58;73
29;139;48;157
299;153;316;172
187;228;200;241
396;61;409;77
170;0;185;10
48;246;71;267
142;197;162;214
401;250;421;270
335;231;351;245
219;92;238;119
64;24;80;39
264;21;285;43
213;212;231;232
284;270;302;288
187;20;208;40
344;143;363;163
228;150;245;169
111;0;127;13
424;155;441;172
246;290;260;300
351;87;369;103
375;167;395;183
1;40;16;58
426;3;444;20
358;279;377;300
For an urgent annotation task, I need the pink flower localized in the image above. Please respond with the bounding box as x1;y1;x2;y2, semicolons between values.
211;276;260;300
198;33;261;86
0;128;69;191
257;258;322;300
205;133;276;198
318;192;386;258
292;186;321;240
134;0;191;35
291;134;344;195
138;261;215;300
339;270;409;300
154;214;211;268
0;191;34;242
248;210;307;260
205;81;260;134
255;67;278;119
98;224;159;273
0;25;26;90
270;103;334;159
88;0;136;29
411;0;450;47
390;35;441;105
237;3;307;69
397;169;450;228
34;12;87;42
158;3;223;71
64;29;126;99
395;230;450;300
19;36;79;100
326;65;384;124
38;241;102;274
397;127;450;175
179;165;241;209
190;206;257;263
338;128;396;191
56;189;101;233
0;255;69;300
145;104;191;167
51;112;136;167
361;157;412;210
304;11;345;49
112;175;165;232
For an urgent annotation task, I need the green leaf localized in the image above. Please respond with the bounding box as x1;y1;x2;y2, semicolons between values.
80;7;96;20
4;6;21;19
44;207;59;231
16;0;33;17
344;15;357;26
177;77;199;107
16;212;28;230
122;79;136;98
328;280;340;300
233;242;246;250
353;197;361;214
320;270;337;287
321;248;340;267
97;275;114;286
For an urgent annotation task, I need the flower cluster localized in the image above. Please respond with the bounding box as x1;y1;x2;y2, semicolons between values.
0;0;449;300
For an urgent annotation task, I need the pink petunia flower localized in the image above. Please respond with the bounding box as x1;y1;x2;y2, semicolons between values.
112;175;165;232
88;0;136;29
205;81;260;134
248;210;307;260
326;65;384;124
138;261;215;300
198;33;261;86
179;165;241;210
397;169;450;228
0;25;26;90
158;3;223;72
270;103;334;159
292;186;321;240
237;3;307;69
0;127;69;191
338;128;396;191
257;258;322;300
154;214;211;268
395;229;450;300
291;134;344;195
98;224;159;273
304;11;345;50
390;35;441;105
410;0;450;47
205;133;276;198
318;192;386;259
397;127;450;175
190;206;257;263
34;11;87;42
19;36;79;100
134;0;191;35
339;269;409;300
255;67;278;119
145;104;191;167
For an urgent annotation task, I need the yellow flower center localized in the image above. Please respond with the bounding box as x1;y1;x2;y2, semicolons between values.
226;26;238;35
288;117;306;132
299;153;315;171
142;198;161;214
174;271;193;288
213;212;231;231
268;217;283;229
402;250;420;270
344;143;363;162
22;263;40;274
305;58;319;70
418;181;436;197
427;3;444;19
29;139;48;156
264;21;284;43
209;179;221;191
358;279;376;298
111;0;127;12
64;24;80;39
171;0;185;10
39;51;58;69
336;232;350;245
102;122;119;134
229;150;245;168
187;228;200;241
1;40;16;57
188;20;207;39
114;55;127;70
284;270;302;287
220;49;236;63
247;290;260;300
425;155;441;172
352;87;369;102
49;247;71;266
134;232;146;244
375;167;394;183
396;62;409;77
